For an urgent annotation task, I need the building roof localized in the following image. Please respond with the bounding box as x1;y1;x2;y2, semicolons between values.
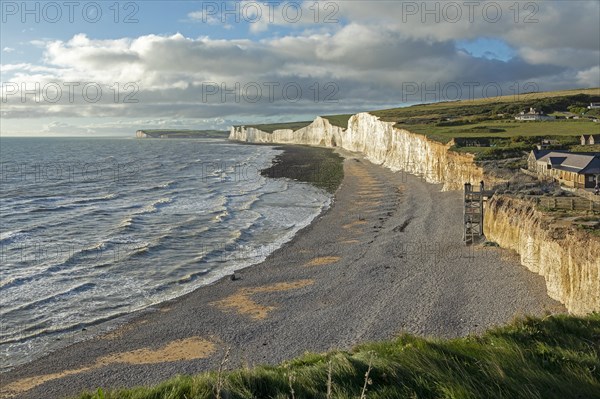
580;157;600;174
548;156;567;166
531;150;600;174
559;153;600;169
531;149;563;160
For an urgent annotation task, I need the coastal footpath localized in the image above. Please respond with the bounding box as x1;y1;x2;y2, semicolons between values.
230;113;600;314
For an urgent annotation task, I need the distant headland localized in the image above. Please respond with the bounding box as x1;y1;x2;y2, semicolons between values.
135;129;229;139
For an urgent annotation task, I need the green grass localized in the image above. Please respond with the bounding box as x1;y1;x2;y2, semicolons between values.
451;146;491;154
370;88;599;120
234;89;600;157
243;121;314;133
405;120;600;144
78;314;600;399
321;114;354;129
371;89;600;145
449;133;585;161
571;144;600;153
580;227;600;237
241;115;354;133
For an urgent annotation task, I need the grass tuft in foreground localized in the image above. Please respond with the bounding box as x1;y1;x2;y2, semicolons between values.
78;314;600;399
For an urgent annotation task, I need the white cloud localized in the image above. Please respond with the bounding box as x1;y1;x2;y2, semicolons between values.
1;0;598;132
41;121;94;135
188;10;220;25
576;66;600;88
519;47;600;69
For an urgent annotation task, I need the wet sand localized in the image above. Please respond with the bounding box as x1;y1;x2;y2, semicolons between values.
1;147;565;399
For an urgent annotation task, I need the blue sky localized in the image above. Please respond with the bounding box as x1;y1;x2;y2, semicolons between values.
1;1;599;136
457;38;516;62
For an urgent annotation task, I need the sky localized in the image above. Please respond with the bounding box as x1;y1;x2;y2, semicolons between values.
1;0;599;136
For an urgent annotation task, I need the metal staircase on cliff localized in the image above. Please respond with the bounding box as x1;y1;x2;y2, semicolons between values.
463;181;485;244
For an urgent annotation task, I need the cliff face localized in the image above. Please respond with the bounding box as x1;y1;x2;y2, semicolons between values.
484;195;600;315
230;116;344;146
230;113;599;314
230;113;487;191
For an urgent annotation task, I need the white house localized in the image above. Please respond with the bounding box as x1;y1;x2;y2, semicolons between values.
515;107;554;121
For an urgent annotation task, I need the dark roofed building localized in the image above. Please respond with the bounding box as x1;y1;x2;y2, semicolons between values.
528;149;600;188
548;156;568;167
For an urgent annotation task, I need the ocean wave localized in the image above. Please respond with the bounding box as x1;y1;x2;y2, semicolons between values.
177;162;197;172
174;268;211;285
127;242;150;257
187;213;264;267
1;238;132;290
67;193;118;205
29;195;66;203
160;193;224;215
1;282;96;317
2;199;105;224
0;230;30;245
0;141;331;371
29;204;77;213
212;209;230;223
141;197;173;213
117;197;174;229
119;216;135;229
0;274;37;291
107;235;144;245
84;237;152;266
140;181;177;192
0;310;133;345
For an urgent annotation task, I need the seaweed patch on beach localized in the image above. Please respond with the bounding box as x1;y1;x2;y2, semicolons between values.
260;145;344;193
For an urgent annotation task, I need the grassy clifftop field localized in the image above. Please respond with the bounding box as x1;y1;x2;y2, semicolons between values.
240;89;600;156
371;88;600;144
79;314;600;399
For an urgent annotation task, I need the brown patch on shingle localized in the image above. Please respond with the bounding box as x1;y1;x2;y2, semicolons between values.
211;279;314;320
304;256;341;267
0;337;216;396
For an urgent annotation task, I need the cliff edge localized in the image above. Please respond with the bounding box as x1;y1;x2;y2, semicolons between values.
230;112;599;314
230;113;492;191
484;195;599;315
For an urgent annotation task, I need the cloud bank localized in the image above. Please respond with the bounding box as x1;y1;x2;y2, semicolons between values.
1;1;598;134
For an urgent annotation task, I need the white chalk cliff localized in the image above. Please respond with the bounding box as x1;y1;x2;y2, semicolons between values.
230;112;599;314
230;113;490;191
485;195;599;315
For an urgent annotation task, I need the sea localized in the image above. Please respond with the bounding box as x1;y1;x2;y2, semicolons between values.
0;137;331;371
